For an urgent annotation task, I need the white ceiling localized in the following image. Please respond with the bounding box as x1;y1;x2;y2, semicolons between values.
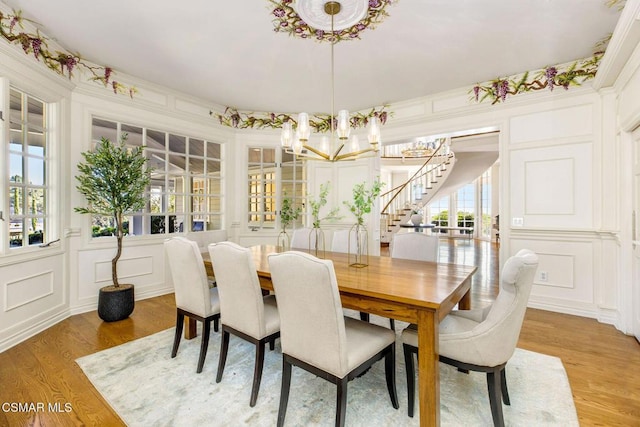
2;0;621;114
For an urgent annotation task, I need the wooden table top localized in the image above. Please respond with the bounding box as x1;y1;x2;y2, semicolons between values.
203;245;476;315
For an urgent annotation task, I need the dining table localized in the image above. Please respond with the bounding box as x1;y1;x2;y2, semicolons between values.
196;245;476;427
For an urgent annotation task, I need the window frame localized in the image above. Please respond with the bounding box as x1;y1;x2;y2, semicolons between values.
87;117;224;239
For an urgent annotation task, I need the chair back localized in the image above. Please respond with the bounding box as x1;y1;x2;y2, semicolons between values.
330;229;358;253
164;237;212;317
208;241;267;338
390;232;439;262
268;251;348;374
446;249;538;367
290;227;319;250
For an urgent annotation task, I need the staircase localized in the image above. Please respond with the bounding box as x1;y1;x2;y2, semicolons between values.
380;140;456;244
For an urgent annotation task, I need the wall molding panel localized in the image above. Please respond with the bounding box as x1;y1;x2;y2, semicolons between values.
5;270;55;312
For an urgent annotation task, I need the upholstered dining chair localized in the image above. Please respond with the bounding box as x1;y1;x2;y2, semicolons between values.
164;237;221;373
401;249;538;426
268;251;399;427
208;241;280;407
290;227;318;249
390;232;439;262
330;229;357;253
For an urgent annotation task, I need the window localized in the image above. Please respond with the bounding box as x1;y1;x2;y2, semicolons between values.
456;183;475;234
480;168;492;238
428;195;450;231
247;147;306;231
8;88;50;249
89;118;223;237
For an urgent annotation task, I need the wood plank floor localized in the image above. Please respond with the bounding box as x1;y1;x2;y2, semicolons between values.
1;240;638;426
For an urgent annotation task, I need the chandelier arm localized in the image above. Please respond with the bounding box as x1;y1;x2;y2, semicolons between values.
331;143;345;160
334;147;377;161
302;144;332;160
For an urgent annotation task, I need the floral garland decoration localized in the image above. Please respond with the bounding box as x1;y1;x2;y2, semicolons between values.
0;10;136;97
269;0;397;42
212;105;391;132
470;54;602;105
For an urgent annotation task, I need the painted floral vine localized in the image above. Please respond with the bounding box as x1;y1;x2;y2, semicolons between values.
212;105;390;132
269;0;397;42
470;54;603;105
0;10;135;97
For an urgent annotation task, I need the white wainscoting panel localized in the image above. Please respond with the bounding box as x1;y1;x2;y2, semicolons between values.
525;158;574;215
5;270;54;311
510;142;593;229
509;104;593;144
511;238;595;316
0;254;67;352
77;244;168;301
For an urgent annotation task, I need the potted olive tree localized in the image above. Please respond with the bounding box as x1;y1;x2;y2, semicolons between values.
75;134;151;322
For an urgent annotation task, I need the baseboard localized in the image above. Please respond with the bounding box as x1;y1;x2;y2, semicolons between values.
527;298;598;320
0;309;70;353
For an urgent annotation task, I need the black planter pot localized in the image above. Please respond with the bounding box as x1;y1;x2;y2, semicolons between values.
98;284;135;322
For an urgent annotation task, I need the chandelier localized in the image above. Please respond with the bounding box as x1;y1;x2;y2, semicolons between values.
280;1;381;162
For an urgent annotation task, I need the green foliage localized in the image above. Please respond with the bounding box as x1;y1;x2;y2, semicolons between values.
280;193;302;230
309;182;341;228
75;134;151;286
343;179;384;225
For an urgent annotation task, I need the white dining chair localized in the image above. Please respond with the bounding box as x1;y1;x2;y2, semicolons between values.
164;237;220;373
401;249;539;426
268;251;399;427
390;232;439;262
208;241;280;407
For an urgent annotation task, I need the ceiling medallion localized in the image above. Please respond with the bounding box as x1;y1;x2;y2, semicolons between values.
269;0;397;42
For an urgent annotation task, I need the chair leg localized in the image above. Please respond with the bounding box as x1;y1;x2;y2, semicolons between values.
359;312;370;322
213;316;219;333
385;344;399;409
171;311;184;358
389;318;396;330
196;320;211;373
336;377;348;427
250;341;266;407
403;344;416;417
216;329;230;382
486;371;505;427
269;338;275;351
500;368;510;405
277;357;292;427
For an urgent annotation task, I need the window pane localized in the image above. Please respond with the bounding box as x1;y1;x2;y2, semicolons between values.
206;159;221;174
146;150;166;174
27;96;45;132
189;157;204;174
147;129;166;149
189;138;204;156
27;157;45;185
27;133;45;156
122;124;143;146
92;118;118;143
169;134;186;154
10;154;23;182
27;189;45;215
207;142;221;160
9;125;23;152
9;187;23;215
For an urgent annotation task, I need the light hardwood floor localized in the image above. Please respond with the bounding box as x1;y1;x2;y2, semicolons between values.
0;240;638;426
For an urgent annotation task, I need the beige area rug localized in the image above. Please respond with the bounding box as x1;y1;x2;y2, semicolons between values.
76;322;578;427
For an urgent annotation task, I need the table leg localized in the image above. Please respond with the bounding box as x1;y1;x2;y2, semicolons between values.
185;317;197;340
458;278;472;310
417;309;439;426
